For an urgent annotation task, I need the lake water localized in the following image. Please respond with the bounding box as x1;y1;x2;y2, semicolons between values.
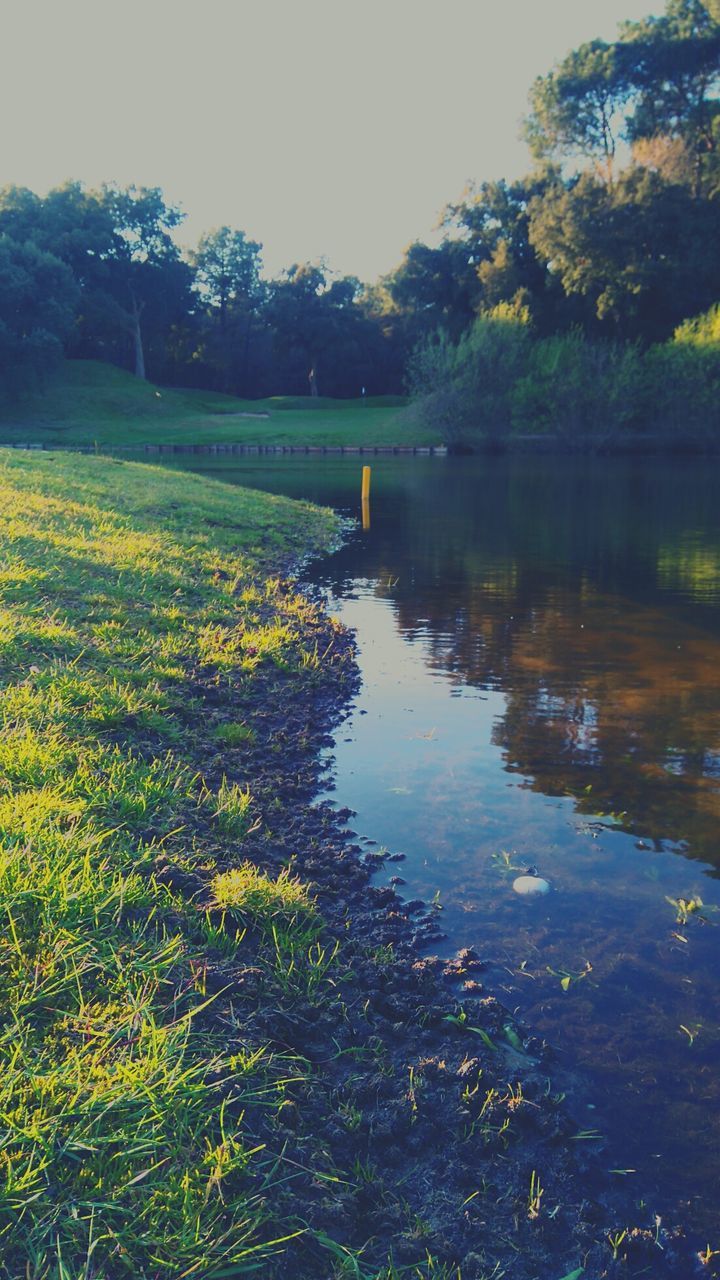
149;453;720;1237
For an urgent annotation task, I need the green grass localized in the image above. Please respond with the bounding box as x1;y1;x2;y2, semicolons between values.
0;360;432;448
0;449;349;1277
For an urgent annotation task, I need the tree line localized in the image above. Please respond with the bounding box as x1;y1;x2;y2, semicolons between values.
0;185;401;398
1;0;718;418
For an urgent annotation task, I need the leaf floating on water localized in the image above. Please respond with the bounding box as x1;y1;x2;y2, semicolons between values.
548;960;593;992
555;1270;585;1280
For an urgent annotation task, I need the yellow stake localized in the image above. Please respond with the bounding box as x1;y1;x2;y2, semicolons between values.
361;465;371;500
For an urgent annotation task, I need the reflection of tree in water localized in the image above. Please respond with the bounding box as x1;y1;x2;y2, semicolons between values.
327;458;720;869
489;597;720;869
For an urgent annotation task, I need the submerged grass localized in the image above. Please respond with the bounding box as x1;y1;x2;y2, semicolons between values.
0;449;343;1277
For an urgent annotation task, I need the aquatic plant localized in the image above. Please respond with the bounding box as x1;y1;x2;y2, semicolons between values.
528;1168;544;1219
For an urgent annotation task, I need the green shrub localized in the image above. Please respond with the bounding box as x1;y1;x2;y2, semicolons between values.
408;300;720;450
407;305;531;448
514;331;645;447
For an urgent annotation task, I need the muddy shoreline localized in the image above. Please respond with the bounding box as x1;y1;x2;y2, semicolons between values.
153;569;706;1279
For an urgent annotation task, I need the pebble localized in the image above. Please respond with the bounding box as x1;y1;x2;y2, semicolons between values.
513;875;550;897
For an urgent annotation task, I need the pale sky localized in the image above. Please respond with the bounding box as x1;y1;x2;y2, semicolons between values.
2;0;658;282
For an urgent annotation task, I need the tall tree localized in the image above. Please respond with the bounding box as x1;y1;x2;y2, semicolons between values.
528;166;720;337
0;183;192;379
525;0;720;193
191;227;264;393
98;186;191;379
192;227;262;330
525;41;629;177
618;0;720;195
387;239;480;338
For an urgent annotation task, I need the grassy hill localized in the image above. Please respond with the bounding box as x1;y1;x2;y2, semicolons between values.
0;360;431;448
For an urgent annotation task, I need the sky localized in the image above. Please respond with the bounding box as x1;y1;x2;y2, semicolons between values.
2;0;659;283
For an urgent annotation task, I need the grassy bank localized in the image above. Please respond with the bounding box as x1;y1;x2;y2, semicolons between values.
0;450;697;1279
0;451;353;1276
0;361;426;448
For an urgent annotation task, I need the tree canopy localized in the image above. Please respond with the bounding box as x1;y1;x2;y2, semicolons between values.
0;0;718;398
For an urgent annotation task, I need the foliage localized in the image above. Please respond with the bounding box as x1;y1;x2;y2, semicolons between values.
402;0;720;350
525;39;628;172
407;306;531;448
526;0;720;191
0;236;78;391
674;300;720;344
514;331;645;445
0;0;718;400
409;305;720;449
527;168;720;338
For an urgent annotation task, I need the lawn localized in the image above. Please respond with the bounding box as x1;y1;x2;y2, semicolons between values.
0;360;435;448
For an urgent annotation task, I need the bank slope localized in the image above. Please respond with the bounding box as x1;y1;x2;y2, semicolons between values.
0;451;696;1280
0;360;424;448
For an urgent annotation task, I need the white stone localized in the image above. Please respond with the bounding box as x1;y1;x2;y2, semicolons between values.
513;875;550;897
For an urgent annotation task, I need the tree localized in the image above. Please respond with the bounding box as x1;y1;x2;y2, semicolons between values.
442;175;569;330
98;186;192;379
192;227;262;329
0;235;78;390
525;0;720;194
619;0;720;195
387;239;480;338
0;183;192;380
528;167;720;338
266;264;384;396
190;227;264;393
525;40;629;177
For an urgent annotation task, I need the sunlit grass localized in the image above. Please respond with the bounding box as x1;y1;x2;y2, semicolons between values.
0;448;342;1277
212;863;314;927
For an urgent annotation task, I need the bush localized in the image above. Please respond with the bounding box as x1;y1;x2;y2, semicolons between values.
407;305;531;448
642;342;720;445
408;300;720;450
514;331;645;447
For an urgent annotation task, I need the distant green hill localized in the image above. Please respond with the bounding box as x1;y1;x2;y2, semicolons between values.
0;360;424;448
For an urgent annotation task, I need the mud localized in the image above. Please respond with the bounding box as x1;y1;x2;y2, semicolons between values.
154;584;707;1279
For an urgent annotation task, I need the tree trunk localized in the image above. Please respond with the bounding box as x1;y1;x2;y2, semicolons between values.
130;292;146;380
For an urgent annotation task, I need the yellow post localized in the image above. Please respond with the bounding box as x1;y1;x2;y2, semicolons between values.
361;497;371;531
361;465;371;500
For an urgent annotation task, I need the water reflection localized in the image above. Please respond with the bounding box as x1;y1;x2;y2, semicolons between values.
147;452;720;1234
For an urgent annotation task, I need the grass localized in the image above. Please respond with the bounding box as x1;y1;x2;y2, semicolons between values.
0;449;349;1277
0;360;434;448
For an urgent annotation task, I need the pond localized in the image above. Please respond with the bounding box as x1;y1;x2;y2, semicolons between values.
147;452;720;1237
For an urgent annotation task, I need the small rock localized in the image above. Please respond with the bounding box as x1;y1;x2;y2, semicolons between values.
513;874;550;896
